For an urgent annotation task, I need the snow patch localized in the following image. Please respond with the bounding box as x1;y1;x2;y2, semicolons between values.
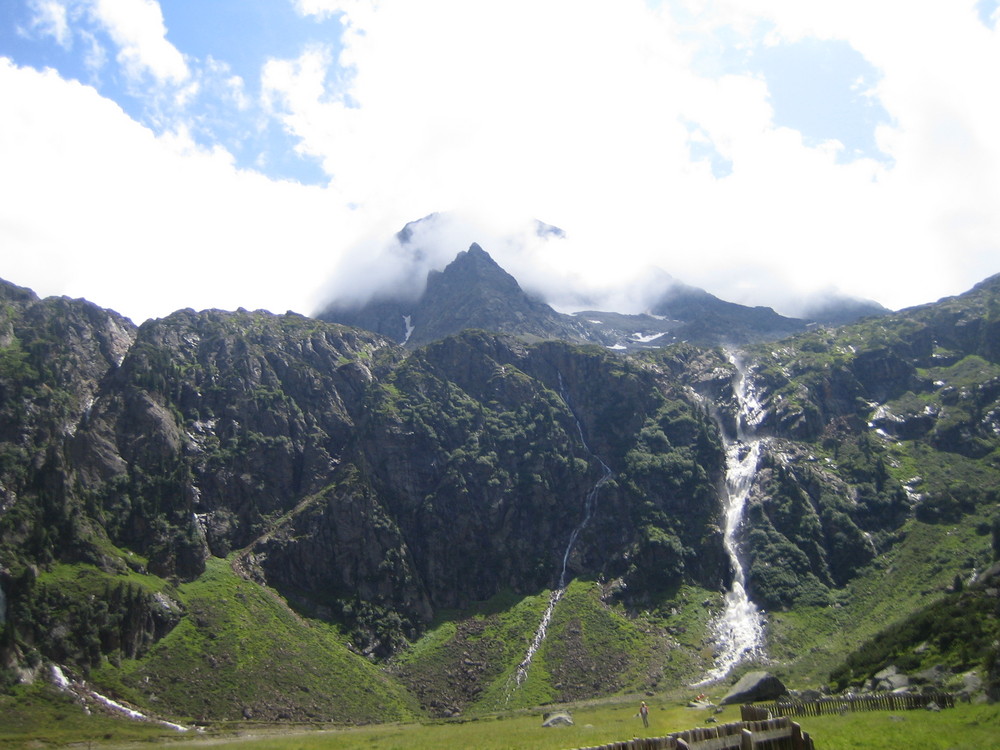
631;331;667;343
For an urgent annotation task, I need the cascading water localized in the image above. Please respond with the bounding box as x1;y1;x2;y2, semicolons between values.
506;377;612;697
509;460;612;693
697;353;767;685
50;665;190;732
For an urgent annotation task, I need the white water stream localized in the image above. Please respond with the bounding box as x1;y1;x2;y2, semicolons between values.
50;664;190;732
697;354;767;685
507;378;612;696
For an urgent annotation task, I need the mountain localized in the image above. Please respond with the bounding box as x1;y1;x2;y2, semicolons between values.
575;277;811;351
319;243;599;347
798;294;890;326
1;270;998;725
318;242;820;349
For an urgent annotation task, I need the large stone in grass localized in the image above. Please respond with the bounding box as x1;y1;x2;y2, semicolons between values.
542;711;574;727
720;671;787;705
872;665;910;692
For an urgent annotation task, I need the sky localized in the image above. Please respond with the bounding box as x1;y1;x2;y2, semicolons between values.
2;0;999;324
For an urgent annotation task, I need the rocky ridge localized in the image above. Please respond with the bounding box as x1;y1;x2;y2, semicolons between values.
318;244;844;350
0;268;998;721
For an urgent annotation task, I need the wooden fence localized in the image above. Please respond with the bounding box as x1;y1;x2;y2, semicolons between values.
569;715;814;750
754;691;955;718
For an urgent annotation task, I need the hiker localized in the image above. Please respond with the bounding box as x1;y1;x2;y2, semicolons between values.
639;700;649;728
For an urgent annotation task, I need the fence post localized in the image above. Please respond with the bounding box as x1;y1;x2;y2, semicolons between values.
790;720;805;750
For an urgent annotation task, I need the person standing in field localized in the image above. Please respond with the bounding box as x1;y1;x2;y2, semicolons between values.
639;701;649;728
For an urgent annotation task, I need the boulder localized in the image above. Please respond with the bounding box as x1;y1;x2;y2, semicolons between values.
542;711;574;727
720;671;787;705
962;671;983;694
871;665;910;692
913;665;949;687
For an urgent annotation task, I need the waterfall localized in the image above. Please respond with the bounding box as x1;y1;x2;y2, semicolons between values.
50;665;190;732
507;375;612;696
510;589;562;690
697;353;766;685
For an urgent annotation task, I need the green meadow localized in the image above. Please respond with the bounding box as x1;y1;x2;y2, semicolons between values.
3;689;999;750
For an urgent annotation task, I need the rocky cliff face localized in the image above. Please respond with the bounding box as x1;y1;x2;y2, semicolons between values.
1;270;998;717
0;294;731;664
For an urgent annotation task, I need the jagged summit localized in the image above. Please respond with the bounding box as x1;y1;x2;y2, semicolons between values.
317;241;826;349
316;215;894;350
317;243;598;347
428;242;515;290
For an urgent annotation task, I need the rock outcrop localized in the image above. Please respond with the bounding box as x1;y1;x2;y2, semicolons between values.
720;671;788;705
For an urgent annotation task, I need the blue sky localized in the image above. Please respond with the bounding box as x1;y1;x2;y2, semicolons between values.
1;0;340;182
2;0;999;322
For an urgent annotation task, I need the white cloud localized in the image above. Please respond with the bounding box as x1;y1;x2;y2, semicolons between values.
28;0;72;47
79;28;108;74
88;0;188;84
0;59;354;322
292;0;377;23
4;0;998;324
268;0;1000;314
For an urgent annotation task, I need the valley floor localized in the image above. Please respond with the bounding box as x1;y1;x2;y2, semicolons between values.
4;690;999;750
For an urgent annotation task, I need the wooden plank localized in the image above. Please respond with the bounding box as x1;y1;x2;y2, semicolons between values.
747;728;791;743
684;736;743;750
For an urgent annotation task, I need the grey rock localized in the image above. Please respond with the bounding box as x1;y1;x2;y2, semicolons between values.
720;671;787;705
542;711;574;727
962;672;983;694
913;665;949;686
874;665;900;680
871;665;910;692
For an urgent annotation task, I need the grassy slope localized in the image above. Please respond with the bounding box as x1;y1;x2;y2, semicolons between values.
90;557;417;723
766;467;997;687
762;349;1000;686
0;685;170;749
392;579;722;716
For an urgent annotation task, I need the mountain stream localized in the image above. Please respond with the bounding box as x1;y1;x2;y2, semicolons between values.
506;378;612;699
696;353;767;685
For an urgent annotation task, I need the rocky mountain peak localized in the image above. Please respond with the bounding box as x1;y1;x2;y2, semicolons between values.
414;244;592;346
426;242;519;293
316;224;871;350
317;243;598;348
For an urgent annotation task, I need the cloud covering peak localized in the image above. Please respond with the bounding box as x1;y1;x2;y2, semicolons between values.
1;0;998;322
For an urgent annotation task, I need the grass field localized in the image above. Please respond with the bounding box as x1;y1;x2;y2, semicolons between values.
3;688;999;750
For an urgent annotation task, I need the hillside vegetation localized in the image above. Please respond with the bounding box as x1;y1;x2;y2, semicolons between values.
1;272;999;727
